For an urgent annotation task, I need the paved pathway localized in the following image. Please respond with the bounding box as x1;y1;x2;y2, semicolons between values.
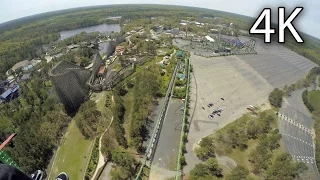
91;96;114;180
216;155;237;169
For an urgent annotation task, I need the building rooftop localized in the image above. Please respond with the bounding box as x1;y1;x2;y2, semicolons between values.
177;73;185;80
98;66;105;75
20;73;31;81
1;85;19;99
11;60;29;71
176;50;185;58
22;65;33;71
67;44;80;49
205;35;215;42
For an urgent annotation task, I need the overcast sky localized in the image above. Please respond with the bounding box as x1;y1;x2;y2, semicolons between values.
1;0;319;39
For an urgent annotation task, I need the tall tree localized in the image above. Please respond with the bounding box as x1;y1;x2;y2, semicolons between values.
227;166;249;180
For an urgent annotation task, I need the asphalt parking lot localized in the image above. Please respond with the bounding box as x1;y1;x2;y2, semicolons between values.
237;39;317;88
279;90;320;178
173;37;318;174
184;54;271;172
190;54;271;132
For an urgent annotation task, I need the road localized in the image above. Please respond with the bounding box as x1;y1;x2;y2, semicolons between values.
279;89;320;179
150;99;183;179
98;162;113;180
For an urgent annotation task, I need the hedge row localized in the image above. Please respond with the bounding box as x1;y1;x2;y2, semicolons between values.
85;138;100;180
302;90;314;112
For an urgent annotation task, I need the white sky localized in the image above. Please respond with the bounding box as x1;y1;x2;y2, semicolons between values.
0;0;319;39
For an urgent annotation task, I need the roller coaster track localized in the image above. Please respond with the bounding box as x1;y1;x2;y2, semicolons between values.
135;60;180;180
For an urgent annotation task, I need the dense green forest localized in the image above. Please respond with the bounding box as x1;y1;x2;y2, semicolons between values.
74;100;101;138
129;64;161;149
0;62;70;173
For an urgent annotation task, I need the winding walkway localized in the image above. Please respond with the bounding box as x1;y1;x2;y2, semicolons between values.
91;96;114;180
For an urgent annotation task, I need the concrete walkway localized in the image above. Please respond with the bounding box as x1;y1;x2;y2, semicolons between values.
216;155;237;169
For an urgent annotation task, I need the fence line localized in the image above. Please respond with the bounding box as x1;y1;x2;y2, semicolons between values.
175;56;191;180
135;60;179;180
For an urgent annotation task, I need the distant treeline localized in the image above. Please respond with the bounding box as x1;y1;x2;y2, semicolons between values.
0;5;115;34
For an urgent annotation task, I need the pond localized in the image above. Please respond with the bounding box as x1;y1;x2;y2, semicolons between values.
59;24;120;40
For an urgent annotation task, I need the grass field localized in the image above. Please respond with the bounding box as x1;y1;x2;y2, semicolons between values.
307;90;320;111
93;91;113;133
48;120;94;180
112;63;121;71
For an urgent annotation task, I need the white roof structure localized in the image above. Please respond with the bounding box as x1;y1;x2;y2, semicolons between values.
205;35;215;42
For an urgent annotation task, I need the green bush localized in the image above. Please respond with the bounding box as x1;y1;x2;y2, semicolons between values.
180;155;186;166
268;88;284;108
195;146;212;161
182;134;188;142
182;144;187;153
189;158;222;180
173;87;186;99
227;166;249;180
302;90;314;112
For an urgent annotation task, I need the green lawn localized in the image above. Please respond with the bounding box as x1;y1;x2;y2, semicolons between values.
48;120;94;180
308;90;320;111
226;139;258;170
220;165;231;178
112;63;122;71
94;91;113;133
159;48;170;53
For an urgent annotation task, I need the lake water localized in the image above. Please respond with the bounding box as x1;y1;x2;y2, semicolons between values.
59;24;120;40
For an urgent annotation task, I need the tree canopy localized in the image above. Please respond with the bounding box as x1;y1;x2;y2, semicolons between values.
268;88;284;108
189;157;222;180
0;75;69;173
74;100;101;139
227;166;249;180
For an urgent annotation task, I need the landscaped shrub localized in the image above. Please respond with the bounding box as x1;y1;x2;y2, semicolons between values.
302;90;314;112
